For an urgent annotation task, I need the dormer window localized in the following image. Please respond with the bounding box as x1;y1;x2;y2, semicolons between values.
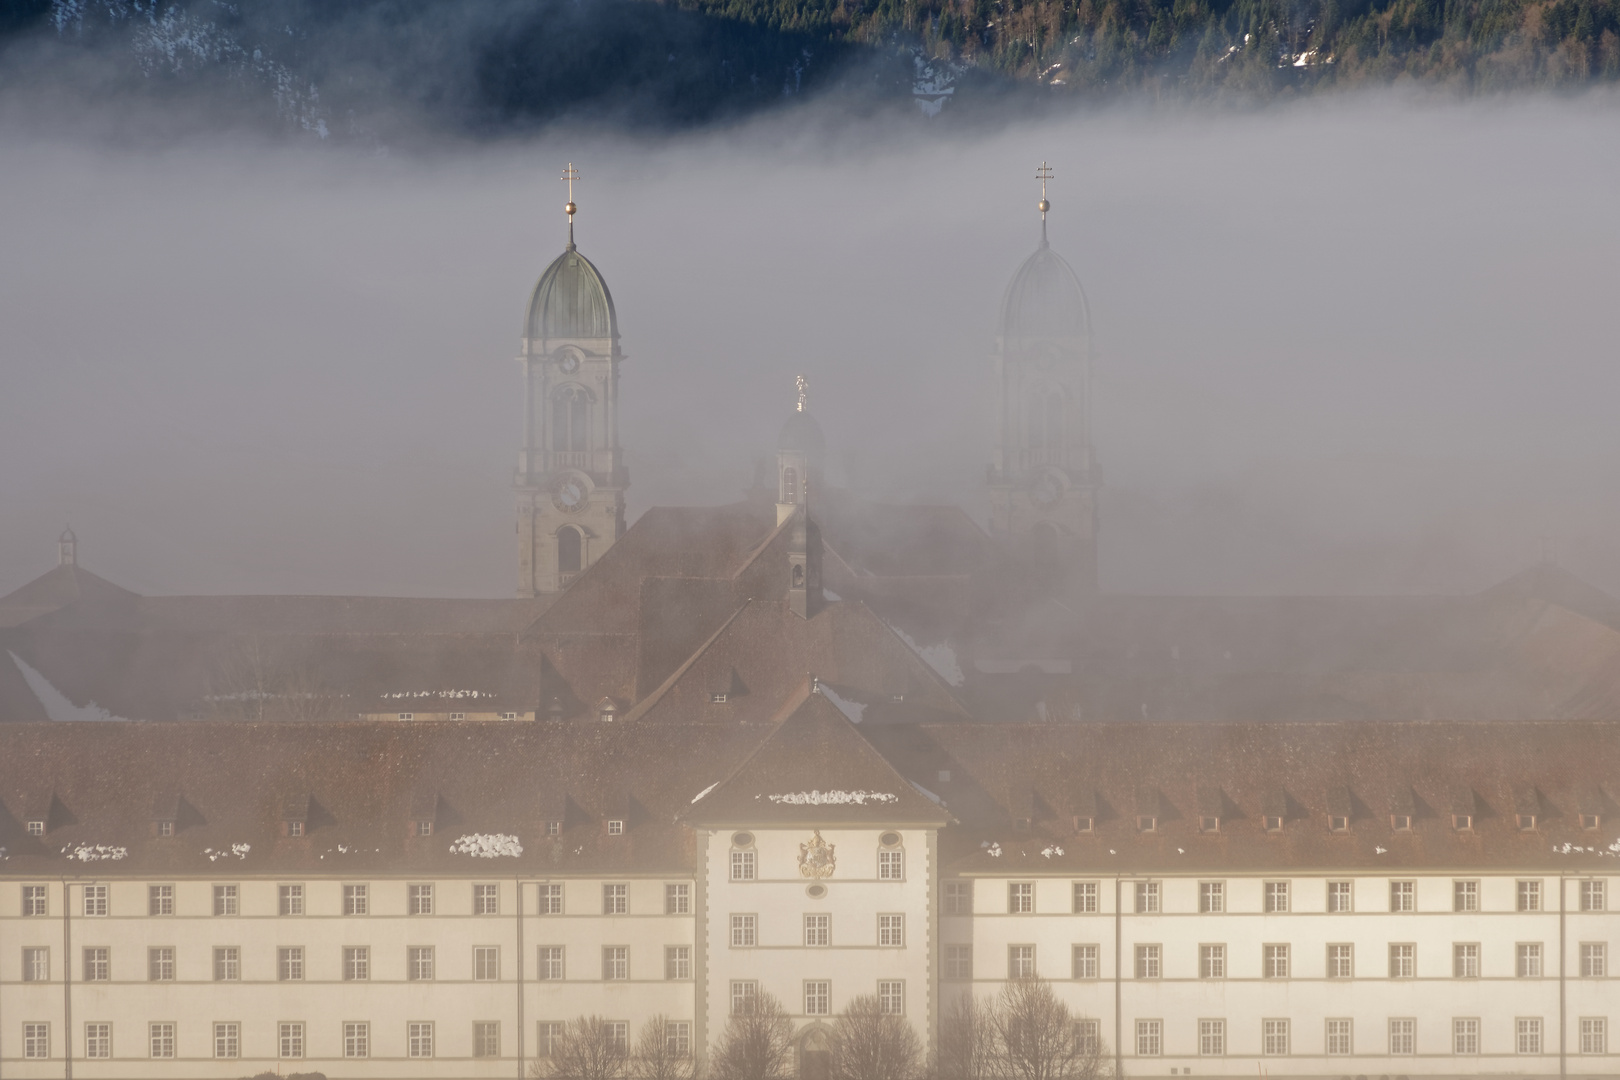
157;820;174;838
399;712;413;721
288;821;304;837
1328;815;1349;833
890;694;905;704
710;693;728;704
1136;815;1157;833
449;712;465;721
415;820;433;837
27;820;45;837
607;820;624;835
1262;815;1283;833
1199;816;1219;833
545;821;561;838
1452;814;1473;831
1516;814;1536;831
1391;814;1412;832
502;712;517;720
1580;813;1601;830
1073;815;1093;833
596;698;618;723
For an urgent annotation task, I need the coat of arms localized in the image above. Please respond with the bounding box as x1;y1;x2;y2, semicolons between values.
798;830;836;878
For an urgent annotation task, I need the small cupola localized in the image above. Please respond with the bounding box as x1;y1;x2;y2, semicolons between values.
58;527;76;567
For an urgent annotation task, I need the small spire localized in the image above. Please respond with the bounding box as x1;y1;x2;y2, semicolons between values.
561;162;580;250
1036;161;1053;246
58;527;76;567
795;374;808;413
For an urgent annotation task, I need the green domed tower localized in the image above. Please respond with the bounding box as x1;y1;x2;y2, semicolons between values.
988;165;1098;595
515;168;628;597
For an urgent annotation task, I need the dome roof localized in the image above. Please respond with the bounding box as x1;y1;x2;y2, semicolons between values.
999;240;1090;340
526;244;617;342
778;409;826;457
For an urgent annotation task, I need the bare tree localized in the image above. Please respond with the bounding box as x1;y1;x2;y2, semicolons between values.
934;994;1000;1080
829;994;921;1080
708;991;795;1080
631;1014;696;1080
991;979;1107;1080
534;1016;630;1080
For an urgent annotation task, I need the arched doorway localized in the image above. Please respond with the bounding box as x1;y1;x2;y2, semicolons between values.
799;1026;831;1080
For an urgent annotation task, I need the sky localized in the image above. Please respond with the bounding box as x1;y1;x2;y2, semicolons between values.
3;94;1620;599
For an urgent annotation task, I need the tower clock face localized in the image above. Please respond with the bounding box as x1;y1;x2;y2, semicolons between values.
554;477;587;512
557;352;580;375
1033;473;1061;506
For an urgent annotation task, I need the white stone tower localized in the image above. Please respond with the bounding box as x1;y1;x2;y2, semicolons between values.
516;165;627;597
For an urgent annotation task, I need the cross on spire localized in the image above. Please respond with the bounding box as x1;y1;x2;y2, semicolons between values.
562;163;580;248
1036;161;1053;244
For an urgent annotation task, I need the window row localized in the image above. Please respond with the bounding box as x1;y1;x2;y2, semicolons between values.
17;1020;485;1061
726;979;905;1016
940;941;1610;980
954;877;1607;915
727;912;905;948
534;1021;692;1059
1131;1016;1607;1058
21;882;693;918
728;834;905;881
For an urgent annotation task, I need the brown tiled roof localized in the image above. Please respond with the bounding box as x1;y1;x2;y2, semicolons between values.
0;563;139;630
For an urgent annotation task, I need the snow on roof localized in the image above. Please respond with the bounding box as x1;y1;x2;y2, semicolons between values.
764;790;899;806
448;833;523;858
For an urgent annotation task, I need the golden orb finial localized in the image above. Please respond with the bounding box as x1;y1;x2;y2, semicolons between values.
561;163;580;246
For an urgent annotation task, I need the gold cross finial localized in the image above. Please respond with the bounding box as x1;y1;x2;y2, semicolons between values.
562;163;580;247
1035;162;1053;242
795;374;808;413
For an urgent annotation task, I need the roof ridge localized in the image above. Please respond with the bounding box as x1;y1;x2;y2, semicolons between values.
620;601;755;723
732;510;798;581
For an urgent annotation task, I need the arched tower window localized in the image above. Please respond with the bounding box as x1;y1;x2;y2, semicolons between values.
782;467;799;504
557;527;582;574
551;387;589;453
1030;390;1064;450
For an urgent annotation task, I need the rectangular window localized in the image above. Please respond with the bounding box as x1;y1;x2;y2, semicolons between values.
878;913;905;947
603;884;628;914
608;1022;630;1055
539;946;564;980
1453;942;1479;978
85;1022;111;1059
1135;944;1161;979
537;1021;565;1058
206;945;237;981
1073;944;1099;979
1075;1020;1101;1056
474;883;499;915
1009;944;1037;979
278;946;304;981
603;946;628;980
409;1022;435;1059
665;883;690;914
1580;1018;1607;1055
23;885;47;916
1518;942;1543;977
1264;943;1289;978
344;1021;370;1058
1327;944;1353;979
607;820;623;835
1199;881;1225;913
83;947;109;981
343;946;369;981
1454;880;1479;912
731;980;759;1015
279;1023;305;1060
474;946;500;981
538;883;563;914
84;884;108;917
1200;944;1225;979
408;945;434;981
1518;880;1542;911
149;884;173;916
213;1021;239;1059
804;980;831;1016
805;913;830;946
666;1021;692;1057
1262;1019;1290;1056
1136;1020;1162;1057
945;944;973;979
1453;1018;1479;1055
212;884;236;916
24;947;50;982
1264;881;1289;913
1389;943;1415;978
473;1021;500;1059
1389;1018;1415;1055
1135;881;1160;913
665;945;690;980
1580;943;1606;977
943;881;973;914
1073;881;1099;913
1327;881;1353;912
731;914;757;947
1199;1019;1225;1056
1580;880;1606;911
149;1022;175;1059
344;884;368;915
878;980;904;1015
1517;1018;1543;1055
1326;1019;1352;1055
24;1023;50;1059
731;850;756;881
278;884;305;916
878;849;905;880
1009;882;1034;913
1389;880;1415;912
409;883;433;915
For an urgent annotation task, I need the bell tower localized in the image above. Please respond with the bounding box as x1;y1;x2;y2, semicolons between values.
988;163;1098;594
515;164;628;597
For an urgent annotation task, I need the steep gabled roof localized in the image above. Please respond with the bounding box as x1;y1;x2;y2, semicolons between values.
0;563;139;630
685;684;951;828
